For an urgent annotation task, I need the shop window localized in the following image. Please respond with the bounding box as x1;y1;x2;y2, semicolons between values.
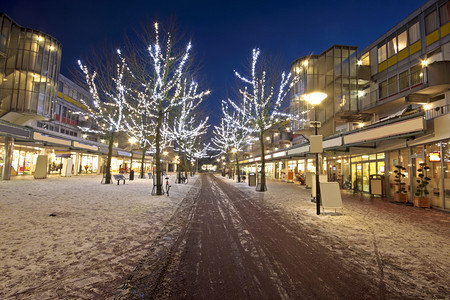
399;70;409;91
379;80;388;98
378;44;387;63
387;37;397;57
440;3;450;25
398;31;407;52
425;11;438;35
58;81;63;93
410;64;422;86
409;22;421;44
388;75;398;95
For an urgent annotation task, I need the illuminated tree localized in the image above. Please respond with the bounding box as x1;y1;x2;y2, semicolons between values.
77;50;131;184
232;48;298;191
129;22;209;194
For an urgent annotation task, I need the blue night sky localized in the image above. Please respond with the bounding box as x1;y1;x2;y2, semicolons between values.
1;0;426;124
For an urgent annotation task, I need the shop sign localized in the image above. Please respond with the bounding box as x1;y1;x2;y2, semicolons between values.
273;151;287;158
429;152;440;162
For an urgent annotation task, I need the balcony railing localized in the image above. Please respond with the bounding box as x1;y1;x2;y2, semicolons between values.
425;104;450;120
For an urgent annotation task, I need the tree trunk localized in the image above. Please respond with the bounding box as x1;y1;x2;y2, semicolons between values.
140;146;146;179
257;133;266;191
105;131;115;184
155;111;162;195
183;154;188;180
235;153;241;183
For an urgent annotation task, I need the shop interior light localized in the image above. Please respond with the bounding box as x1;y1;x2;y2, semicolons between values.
357;60;363;65
423;104;431;110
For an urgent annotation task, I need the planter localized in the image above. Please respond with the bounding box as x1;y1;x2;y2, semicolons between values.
394;193;408;203
414;196;431;208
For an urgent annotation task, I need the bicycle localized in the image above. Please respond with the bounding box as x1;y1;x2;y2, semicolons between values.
165;176;171;196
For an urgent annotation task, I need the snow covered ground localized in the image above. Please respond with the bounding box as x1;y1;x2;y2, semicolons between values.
0;173;196;299
217;175;450;298
0;173;448;299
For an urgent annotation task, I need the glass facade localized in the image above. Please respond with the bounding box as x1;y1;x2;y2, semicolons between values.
0;13;61;119
290;45;358;133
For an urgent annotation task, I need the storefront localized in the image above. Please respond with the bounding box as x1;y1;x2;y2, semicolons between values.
402;140;450;209
350;153;385;193
10;146;43;175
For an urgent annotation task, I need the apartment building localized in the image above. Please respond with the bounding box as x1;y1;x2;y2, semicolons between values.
240;0;449;210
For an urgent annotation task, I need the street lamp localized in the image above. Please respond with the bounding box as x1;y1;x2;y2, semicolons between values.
304;92;327;215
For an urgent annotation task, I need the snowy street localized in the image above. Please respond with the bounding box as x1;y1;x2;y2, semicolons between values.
118;174;450;299
0;173;449;299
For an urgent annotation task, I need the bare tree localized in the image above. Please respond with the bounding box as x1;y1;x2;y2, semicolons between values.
77;49;132;184
232;48;298;191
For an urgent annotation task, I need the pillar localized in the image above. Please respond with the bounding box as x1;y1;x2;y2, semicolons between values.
74;153;80;175
2;137;14;180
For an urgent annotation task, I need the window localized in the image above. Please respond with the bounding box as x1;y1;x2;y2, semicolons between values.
378;44;386;63
398;31;407;52
387;37;397;57
379;80;388;98
399;70;409;90
425;11;438;35
58;81;63;93
388;75;398;95
409;22;421;44
440;3;450;25
411;64;422;86
361;52;370;66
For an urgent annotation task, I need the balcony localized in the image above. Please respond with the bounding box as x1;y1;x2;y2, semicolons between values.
425;104;450;120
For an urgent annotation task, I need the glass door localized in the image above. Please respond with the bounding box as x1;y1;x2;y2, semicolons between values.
362;162;370;192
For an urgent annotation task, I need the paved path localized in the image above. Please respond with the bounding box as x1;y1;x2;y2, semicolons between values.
118;174;386;299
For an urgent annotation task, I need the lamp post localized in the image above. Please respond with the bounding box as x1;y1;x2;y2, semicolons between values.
304;92;327;215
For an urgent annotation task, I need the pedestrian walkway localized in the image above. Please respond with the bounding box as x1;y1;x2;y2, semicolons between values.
216;175;450;298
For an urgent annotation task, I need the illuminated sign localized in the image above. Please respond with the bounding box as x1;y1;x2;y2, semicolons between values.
429;152;440;162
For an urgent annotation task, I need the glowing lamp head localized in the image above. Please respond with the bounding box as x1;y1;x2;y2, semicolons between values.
163;151;168;156
128;137;137;144
304;92;327;105
231;148;237;153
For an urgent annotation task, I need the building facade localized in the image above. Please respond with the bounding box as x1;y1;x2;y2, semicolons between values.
0;13;156;179
239;0;450;210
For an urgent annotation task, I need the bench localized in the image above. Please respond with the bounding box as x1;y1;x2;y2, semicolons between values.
113;174;127;185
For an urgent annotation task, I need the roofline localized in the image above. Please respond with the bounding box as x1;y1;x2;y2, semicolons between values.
358;0;436;55
0;12;62;46
291;44;358;68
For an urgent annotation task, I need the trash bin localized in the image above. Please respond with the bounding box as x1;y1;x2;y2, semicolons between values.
248;173;256;186
129;169;134;181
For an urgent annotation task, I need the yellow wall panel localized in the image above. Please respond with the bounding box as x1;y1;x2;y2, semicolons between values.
441;22;450;38
378;61;387;72
426;30;439;46
398;48;408;61
387;55;397;67
57;91;62;99
409;41;421;55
